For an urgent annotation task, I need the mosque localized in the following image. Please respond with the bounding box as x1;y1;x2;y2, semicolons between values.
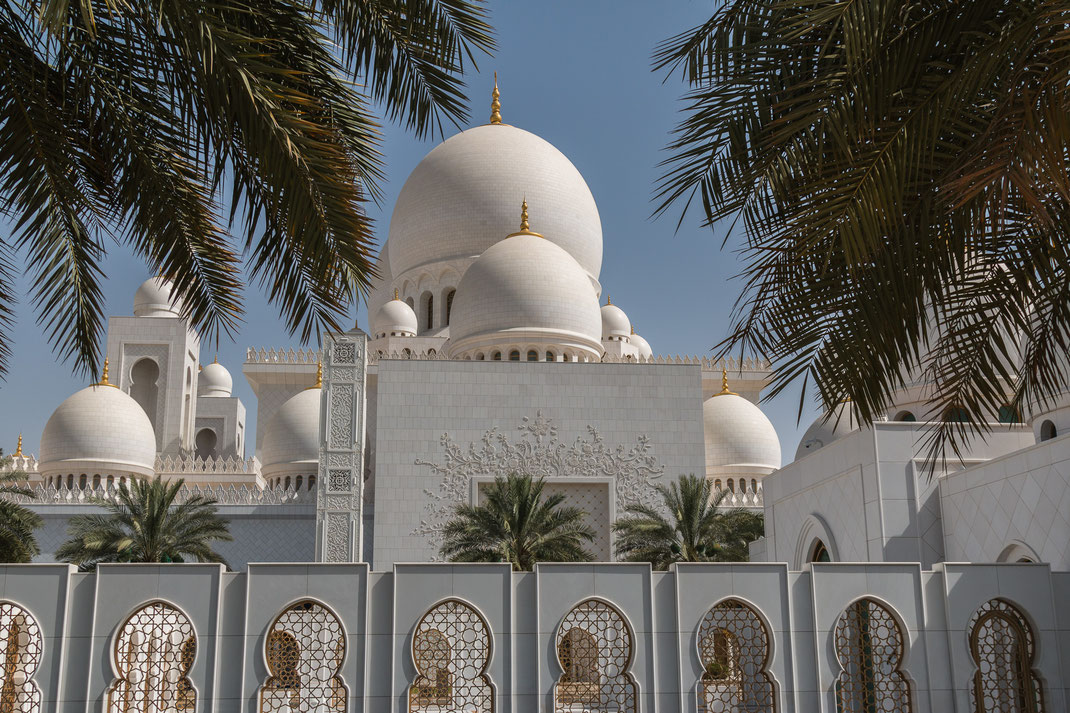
0;83;1066;713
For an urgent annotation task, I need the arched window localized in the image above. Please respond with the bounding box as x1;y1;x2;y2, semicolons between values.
554;599;636;713
527;350;538;362
0;602;43;713
714;479;722;491
308;476;316;490
1040;420;1057;441
697;599;774;712
751;479;758;493
969;599;1044;713
475;353;484;361
998;405;1021;424
194;429;218;460
834;598;912;713
284;476;291;490
492;352;501;361
130;359;160;432
727;479;734;493
423;293;434;331
408;599;492;713
79;474;86;490
107;601;197;713
809;540;831;563
66;474;73;489
445;289;456;326
545;351;555;362
295;476;303;490
509;350;520;361
406;296;415;310
894;411;917;422
259;600;346;713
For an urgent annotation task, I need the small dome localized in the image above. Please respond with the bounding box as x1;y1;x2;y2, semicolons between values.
261;388;321;473
447;230;602;359
133;277;182;318
198;361;232;397
600;300;631;341
630;331;653;359
703;391;781;471
387;124;602;281
795;402;860;460
40;385;157;477
373;292;418;338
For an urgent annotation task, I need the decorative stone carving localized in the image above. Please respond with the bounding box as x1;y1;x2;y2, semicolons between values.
328;385;355;449
332;343;356;364
413;410;665;553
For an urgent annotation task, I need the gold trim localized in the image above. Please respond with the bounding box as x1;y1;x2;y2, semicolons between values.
96;358;119;389
13;434;22;458
713;367;737;397
507;199;543;238
489;72;502;125
307;362;323;390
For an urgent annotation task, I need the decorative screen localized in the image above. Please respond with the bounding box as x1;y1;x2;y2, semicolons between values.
107;601;196;713
0;602;42;713
969;598;1044;713
409;598;493;712
697;598;775;712
554;599;636;713
833;598;911;713
259;600;347;713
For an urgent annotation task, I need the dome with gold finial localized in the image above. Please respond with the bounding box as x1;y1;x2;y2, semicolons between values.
133;276;183;318
261;366;322;477
447;202;602;361
39;360;157;479
702;368;781;473
199;357;233;398
600;295;631;342
373;288;418;339
630;326;652;358
385;78;603;287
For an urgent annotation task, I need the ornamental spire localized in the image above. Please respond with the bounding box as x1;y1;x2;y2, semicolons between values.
96;358;118;388
508;199;543;238
606;295;612;306
716;367;737;396
394;288;400;300
490;72;502;124
13;434;22;458
311;362;323;389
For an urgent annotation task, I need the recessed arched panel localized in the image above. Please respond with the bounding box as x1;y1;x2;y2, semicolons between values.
696;598;776;712
107;601;197;713
0;601;43;713
408;598;493;713
833;598;912;712
554;598;636;713
258;599;346;713
968;598;1045;713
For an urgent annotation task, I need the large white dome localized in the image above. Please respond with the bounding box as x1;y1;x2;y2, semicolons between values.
199;361;232;398
795;401;860;460
261;388;321;474
447;232;603;359
39;385;157;477
133;277;182;318
387;124;602;281
703;392;781;471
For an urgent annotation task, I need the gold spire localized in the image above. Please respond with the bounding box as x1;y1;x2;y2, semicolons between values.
13;434;22;458
307;362;323;390
606;295;612;306
489;72;502;124
715;367;737;396
630;325;635;335
507;199;543;238
213;354;218;364
96;358;118;388
394;288;400;301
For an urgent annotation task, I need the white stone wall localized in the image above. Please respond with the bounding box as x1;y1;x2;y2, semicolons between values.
371;360;706;567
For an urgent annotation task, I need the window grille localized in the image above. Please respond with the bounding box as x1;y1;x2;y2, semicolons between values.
833;598;911;713
107;602;196;713
697;599;775;712
554;599;636;713
0;602;42;713
259;600;346;713
409;598;493;713
969;599;1044;713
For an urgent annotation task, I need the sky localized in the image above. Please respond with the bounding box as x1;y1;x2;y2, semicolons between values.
0;1;819;463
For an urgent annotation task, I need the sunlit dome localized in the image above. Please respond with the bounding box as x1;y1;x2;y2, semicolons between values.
630;329;652;359
387;123;603;283
373;291;418;339
199;361;233;398
600;299;631;341
703;386;781;472
39;378;157;478
261;387;321;475
133;277;182;318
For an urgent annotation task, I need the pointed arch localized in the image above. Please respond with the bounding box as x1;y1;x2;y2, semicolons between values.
0;602;42;713
107;600;197;713
968;598;1045;713
696;598;776;712
553;598;637;713
408;598;493;713
833;597;912;712
258;599;347;713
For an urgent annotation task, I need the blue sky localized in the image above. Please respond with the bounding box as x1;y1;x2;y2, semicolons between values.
0;1;819;462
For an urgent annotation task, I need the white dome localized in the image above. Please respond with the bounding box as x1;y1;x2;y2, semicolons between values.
630;331;653;358
600;301;631;341
387;124;602;281
133;277;182;318
198;361;232;397
39;385;157;477
703;392;781;471
261;388;321;473
373;294;418;338
447;232;603;359
795;402;860;460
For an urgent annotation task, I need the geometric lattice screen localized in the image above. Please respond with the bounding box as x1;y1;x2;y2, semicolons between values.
697;598;775;712
554;598;637;713
833;598;912;713
259;600;347;713
408;598;493;713
0;602;42;713
107;601;196;713
969;598;1044;713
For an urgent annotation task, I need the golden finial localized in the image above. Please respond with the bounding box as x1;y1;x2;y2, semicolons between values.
606;295;612;306
96;358;118;388
716;367;737;396
507;199;543;238
490;72;502;124
308;362;323;390
631;325;635;335
13;434;23;458
213;354;218;364
394;288;400;301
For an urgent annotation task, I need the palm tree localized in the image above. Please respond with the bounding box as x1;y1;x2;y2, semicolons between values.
654;1;1070;463
0;454;42;563
613;475;763;569
0;0;493;378
56;476;233;569
439;473;596;571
